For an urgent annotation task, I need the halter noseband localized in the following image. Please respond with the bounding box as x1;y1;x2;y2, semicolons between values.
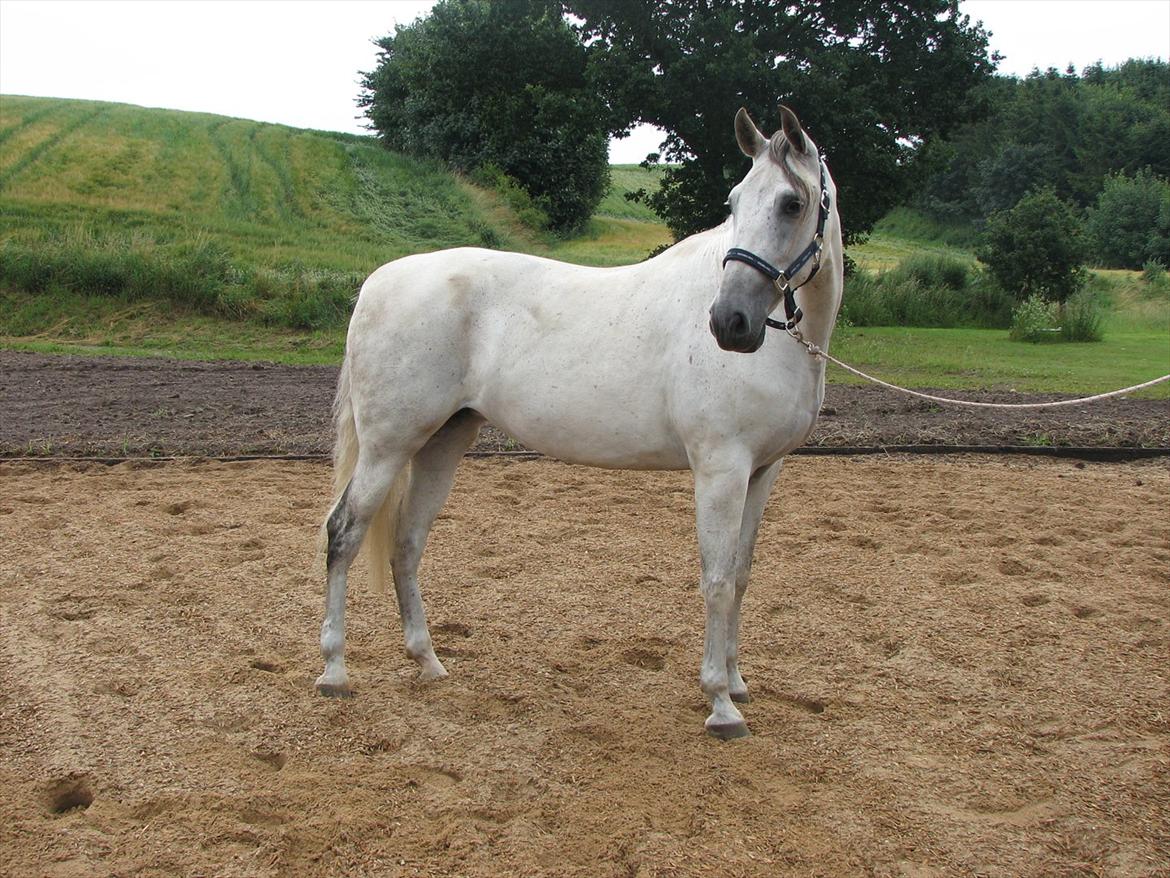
721;158;831;332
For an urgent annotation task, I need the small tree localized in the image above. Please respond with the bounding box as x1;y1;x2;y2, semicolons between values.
977;189;1087;303
359;0;609;234
1085;169;1170;269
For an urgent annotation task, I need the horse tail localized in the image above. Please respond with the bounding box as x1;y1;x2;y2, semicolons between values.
324;354;410;595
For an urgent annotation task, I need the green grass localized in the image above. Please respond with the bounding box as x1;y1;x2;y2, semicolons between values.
594;164;668;222
831;262;1168;396
0;96;669;325
830;325;1168;397
849;207;981;272
4;278;1165;396
0;288;344;364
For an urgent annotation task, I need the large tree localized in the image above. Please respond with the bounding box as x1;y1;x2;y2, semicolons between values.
359;0;610;233
571;0;995;241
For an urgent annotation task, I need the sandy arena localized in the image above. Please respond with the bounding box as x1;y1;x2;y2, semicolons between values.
1;454;1167;876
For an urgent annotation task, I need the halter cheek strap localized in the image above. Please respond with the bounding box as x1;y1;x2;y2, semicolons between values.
722;158;831;332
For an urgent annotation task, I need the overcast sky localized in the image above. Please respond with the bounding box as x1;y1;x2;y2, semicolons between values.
1;0;1167;163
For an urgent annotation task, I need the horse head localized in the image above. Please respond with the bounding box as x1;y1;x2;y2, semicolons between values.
709;105;838;353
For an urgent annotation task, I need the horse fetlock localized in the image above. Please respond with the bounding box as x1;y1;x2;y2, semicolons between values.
700;665;730;700
727;667;750;702
320;623;345;660
404;636;448;681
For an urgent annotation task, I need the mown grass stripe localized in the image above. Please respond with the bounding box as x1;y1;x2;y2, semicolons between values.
0;104;109;190
253;128;304;221
0;100;66;148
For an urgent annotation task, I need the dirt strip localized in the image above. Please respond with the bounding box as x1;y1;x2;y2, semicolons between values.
2;351;1168;458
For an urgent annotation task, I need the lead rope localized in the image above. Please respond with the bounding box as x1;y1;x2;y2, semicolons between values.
784;327;1170;409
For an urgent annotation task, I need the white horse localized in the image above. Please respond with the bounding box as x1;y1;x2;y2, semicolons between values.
317;106;843;739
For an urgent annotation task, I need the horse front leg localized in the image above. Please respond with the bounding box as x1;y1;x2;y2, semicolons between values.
693;458;754;739
727;460;783;704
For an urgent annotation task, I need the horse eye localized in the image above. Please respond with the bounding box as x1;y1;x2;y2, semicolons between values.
782;198;803;217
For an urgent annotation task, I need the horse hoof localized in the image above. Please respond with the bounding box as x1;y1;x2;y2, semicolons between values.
417;663;449;683
706;719;751;740
315;680;353;698
730;691;751;704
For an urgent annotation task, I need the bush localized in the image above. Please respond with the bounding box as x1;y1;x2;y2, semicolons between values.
1085;170;1170;269
977;188;1087;303
1060;288;1105;342
0;229;360;330
893;253;972;291
1010;295;1058;342
840;257;1012;328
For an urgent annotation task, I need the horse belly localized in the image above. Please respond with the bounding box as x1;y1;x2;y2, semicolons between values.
472;358;689;470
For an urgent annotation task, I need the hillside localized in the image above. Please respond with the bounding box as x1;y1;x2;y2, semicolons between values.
0;95;669;327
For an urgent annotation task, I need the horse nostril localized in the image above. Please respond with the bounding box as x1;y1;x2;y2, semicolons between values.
728;310;748;336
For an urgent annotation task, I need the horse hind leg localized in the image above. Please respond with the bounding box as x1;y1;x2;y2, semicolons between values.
392;409;485;682
317;452;408;697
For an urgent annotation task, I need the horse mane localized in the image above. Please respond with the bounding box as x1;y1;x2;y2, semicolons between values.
767;134;815;205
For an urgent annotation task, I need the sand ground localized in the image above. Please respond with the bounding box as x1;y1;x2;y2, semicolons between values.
1;456;1167;876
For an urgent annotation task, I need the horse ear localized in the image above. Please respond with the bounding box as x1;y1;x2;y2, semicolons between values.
779;105;808;155
735;108;767;158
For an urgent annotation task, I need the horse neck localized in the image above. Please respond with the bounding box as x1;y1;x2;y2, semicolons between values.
791;204;844;353
792;270;840;352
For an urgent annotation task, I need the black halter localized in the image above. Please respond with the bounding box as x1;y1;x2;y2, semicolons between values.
722;158;831;332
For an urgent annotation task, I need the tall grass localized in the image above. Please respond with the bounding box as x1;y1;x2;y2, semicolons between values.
0;226;362;328
841;254;1013;328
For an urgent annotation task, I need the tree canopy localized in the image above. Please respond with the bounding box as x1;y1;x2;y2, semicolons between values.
359;0;609;234
571;0;995;242
917;60;1170;222
977;188;1087;304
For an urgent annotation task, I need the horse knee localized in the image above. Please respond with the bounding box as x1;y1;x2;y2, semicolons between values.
700;575;736;609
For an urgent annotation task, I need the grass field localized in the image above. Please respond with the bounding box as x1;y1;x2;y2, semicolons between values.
0;96;669;327
1;95;1166;396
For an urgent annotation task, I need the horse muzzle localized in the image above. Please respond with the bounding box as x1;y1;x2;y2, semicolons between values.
709;305;766;353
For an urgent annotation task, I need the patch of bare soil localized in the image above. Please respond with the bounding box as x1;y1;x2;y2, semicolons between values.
1;350;1167;457
1;456;1167;876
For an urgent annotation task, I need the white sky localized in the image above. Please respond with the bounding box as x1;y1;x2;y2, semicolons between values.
1;0;1167;164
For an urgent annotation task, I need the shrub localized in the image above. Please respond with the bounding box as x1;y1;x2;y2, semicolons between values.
1060;289;1105;342
977;188;1087;303
1141;258;1166;285
1085;170;1170;269
1010;295;1058;342
840;259;1012;328
892;253;972;292
0;229;359;330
